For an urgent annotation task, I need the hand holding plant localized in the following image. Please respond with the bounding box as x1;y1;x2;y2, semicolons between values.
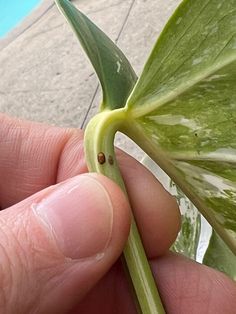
0;114;235;313
0;0;235;312
55;0;236;312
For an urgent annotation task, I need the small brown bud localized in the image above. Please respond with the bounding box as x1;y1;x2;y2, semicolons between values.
108;155;114;165
97;152;106;164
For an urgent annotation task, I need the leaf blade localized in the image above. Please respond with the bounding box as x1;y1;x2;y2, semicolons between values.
123;0;236;254
142;156;201;260
127;0;236;116
125;115;236;254
55;0;137;110
203;230;236;280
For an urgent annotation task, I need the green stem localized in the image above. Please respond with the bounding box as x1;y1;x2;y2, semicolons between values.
84;108;165;314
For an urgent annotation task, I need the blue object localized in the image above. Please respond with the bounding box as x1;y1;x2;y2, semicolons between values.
0;0;42;38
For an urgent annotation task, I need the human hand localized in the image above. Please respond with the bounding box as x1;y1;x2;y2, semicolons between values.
0;113;235;313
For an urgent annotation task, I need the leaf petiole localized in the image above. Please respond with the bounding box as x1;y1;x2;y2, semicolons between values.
85;109;166;314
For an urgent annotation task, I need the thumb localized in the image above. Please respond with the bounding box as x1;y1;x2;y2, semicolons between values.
0;174;130;314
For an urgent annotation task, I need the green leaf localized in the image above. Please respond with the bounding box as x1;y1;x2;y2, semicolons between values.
127;0;236;114
55;0;137;110
171;186;201;260
124;0;236;254
203;230;236;280
142;156;201;260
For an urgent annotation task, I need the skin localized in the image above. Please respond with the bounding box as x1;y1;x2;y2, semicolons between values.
0;113;235;313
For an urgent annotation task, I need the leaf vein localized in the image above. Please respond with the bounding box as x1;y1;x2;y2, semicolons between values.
144;0;212;87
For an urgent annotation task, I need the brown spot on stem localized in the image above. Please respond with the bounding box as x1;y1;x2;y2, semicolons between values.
97;152;106;164
108;155;114;165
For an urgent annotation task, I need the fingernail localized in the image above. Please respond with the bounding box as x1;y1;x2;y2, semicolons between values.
33;175;113;260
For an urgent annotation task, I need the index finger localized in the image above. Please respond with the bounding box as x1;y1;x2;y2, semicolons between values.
0;113;85;208
0;113;180;257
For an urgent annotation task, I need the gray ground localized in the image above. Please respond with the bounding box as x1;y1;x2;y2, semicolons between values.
0;0;181;159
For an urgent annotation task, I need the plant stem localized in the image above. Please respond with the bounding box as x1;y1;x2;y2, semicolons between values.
84;109;165;314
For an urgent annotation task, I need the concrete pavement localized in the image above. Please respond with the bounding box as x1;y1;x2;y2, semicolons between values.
0;0;182;159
